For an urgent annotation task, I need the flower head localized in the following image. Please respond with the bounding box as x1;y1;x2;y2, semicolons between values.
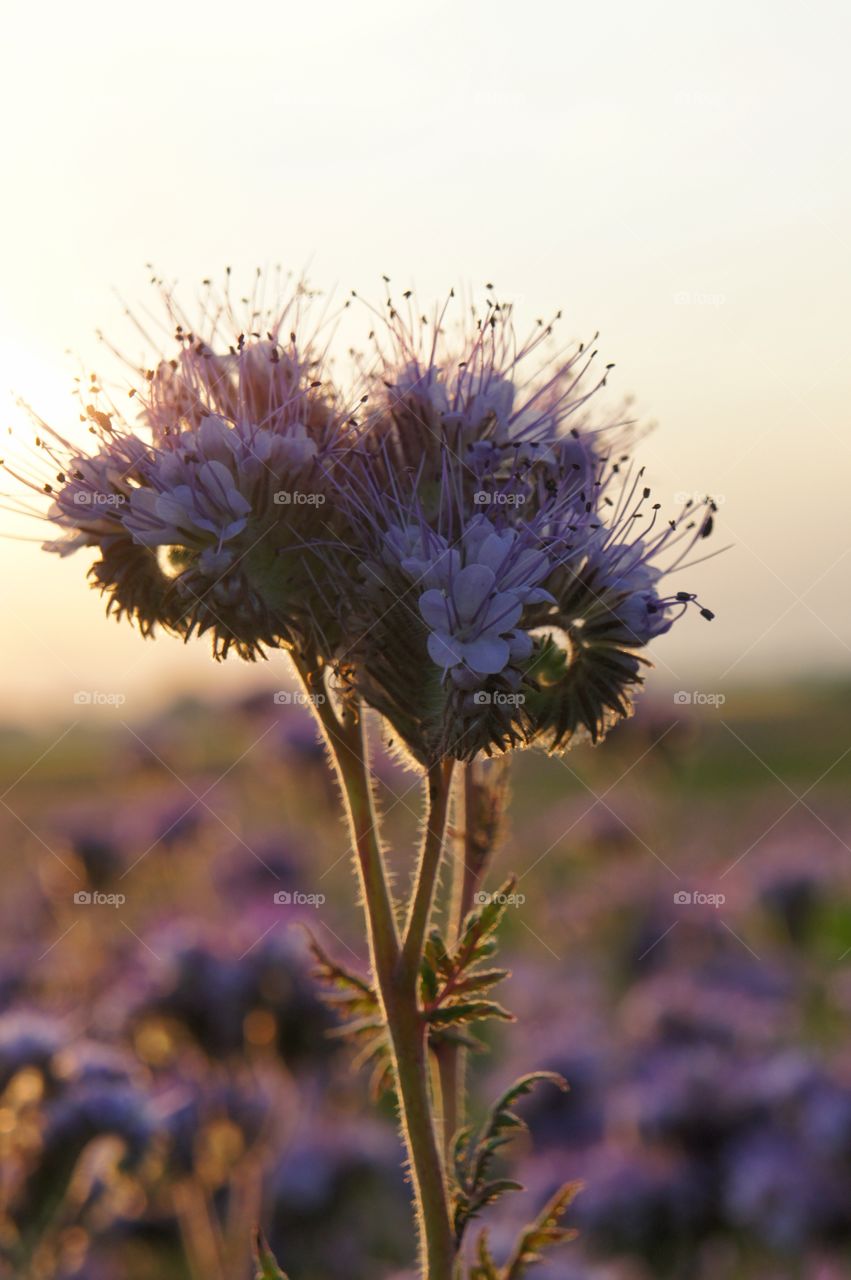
7;274;353;658
5;276;716;762
321;286;715;764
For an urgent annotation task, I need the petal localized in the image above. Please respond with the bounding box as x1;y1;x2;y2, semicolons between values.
478;592;523;633
427;630;464;670
419;589;451;631
452;563;496;623
477;530;514;573
198;415;236;461
199;461;252;518
524;587;557;605
459;635;510;676
507;629;534;662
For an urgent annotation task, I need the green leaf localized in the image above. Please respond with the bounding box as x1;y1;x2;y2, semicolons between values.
451;1072;567;1246
502;1181;582;1279
253;1231;289;1279
309;934;395;1097
421;879;518;1048
469;1230;501;1280
428;1000;514;1026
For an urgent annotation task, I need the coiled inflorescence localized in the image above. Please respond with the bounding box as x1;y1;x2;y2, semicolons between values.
7;275;716;763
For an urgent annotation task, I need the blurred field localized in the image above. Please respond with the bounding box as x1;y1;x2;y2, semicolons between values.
0;679;850;1280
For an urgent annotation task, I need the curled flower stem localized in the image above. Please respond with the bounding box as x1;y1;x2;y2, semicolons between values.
294;658;455;1280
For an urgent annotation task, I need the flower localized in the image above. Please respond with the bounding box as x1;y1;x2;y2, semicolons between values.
5;276;716;762
407;518;553;685
7;275;352;659
321;287;715;764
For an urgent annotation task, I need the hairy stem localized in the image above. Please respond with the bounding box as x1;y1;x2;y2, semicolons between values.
295;659;455;1279
401;757;455;983
439;761;505;1153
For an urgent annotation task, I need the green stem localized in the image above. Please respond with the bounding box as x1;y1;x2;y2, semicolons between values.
401;758;455;984
295;659;455;1280
440;763;482;1151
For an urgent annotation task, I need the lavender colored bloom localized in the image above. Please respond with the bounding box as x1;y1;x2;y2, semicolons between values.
5;275;716;758
323;287;715;763
407;518;552;683
8;275;351;658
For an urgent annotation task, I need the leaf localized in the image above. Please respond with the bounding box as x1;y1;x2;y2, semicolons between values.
428;1000;514;1026
253;1230;290;1280
451;1072;567;1245
502;1182;582;1279
309;934;377;1009
469;1229;501;1280
421;879;518;1044
309;934;395;1097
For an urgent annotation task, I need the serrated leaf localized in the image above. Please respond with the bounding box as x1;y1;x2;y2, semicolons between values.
469;1229;501;1280
422;880;517;1049
452;1072;567;1246
428;1000;514;1027
309;935;395;1096
450;968;510;997
502;1181;582;1280
253;1231;289;1279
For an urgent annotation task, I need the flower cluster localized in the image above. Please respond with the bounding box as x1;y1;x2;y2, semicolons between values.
7;275;715;761
324;287;715;763
9;276;350;658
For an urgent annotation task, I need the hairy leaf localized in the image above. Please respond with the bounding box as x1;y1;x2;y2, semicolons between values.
309;934;394;1097
421;878;518;1043
502;1182;582;1279
452;1071;567;1245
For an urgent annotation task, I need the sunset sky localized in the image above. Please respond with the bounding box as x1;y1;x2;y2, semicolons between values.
1;0;848;719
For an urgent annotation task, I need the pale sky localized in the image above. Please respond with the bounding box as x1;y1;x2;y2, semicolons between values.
1;0;849;721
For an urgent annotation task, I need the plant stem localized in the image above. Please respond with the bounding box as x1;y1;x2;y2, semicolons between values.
295;660;455;1279
438;763;483;1152
401;758;455;983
